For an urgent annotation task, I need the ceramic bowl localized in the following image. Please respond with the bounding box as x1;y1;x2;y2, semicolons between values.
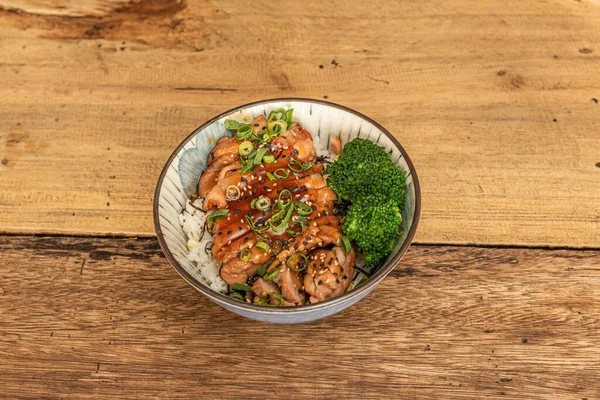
154;98;421;323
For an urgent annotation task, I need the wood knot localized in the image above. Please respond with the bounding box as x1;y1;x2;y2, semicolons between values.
579;48;593;54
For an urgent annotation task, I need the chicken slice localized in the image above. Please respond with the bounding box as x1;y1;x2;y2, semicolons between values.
304;246;355;303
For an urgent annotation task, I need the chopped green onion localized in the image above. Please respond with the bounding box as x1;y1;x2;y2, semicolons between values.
226;185;241;201
268;108;285;121
231;283;252;292
255;196;271;211
263;268;280;282
286;253;308;272
230;292;245;301
240;162;253;174
268;120;287;135
266;172;276;182
268;292;285;306
256;261;270;277
286;228;298;236
294;201;312;216
278;189;292;207
283;109;293;126
269;206;287;223
288;158;304;172
274;168;289;180
238;141;253;156
269;204;294;233
262;133;271;143
271;201;281;213
224;119;244;130
245;214;269;232
240;248;252;262
256;241;270;252
207;209;228;223
250;198;258;209
253;147;269;165
340;236;352;254
272;240;284;253
302;162;312;170
236;124;253;140
247;149;257;160
263;155;275;163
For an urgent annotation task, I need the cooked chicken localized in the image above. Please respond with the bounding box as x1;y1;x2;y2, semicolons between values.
197;113;358;306
304;246;355;303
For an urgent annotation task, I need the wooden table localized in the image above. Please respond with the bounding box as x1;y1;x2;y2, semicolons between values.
1;1;599;398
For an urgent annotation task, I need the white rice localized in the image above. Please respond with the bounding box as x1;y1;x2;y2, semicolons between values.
178;197;228;293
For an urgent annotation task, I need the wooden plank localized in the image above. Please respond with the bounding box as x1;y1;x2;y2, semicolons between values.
0;236;598;399
0;0;599;246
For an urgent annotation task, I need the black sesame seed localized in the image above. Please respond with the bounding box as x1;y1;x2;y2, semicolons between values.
311;205;317;211
333;272;338;277
335;279;340;283
318;280;322;285
234;209;241;214
227;230;232;235
343;275;347;279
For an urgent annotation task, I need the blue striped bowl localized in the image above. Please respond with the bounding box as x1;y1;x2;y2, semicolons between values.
154;98;421;323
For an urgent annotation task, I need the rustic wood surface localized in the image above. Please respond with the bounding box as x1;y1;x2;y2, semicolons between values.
0;236;599;399
0;0;598;246
1;0;599;399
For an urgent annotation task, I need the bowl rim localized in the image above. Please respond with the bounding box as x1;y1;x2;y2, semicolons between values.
153;97;421;314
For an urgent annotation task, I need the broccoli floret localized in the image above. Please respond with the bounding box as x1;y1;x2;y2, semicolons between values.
343;195;403;268
326;138;406;208
326;138;407;269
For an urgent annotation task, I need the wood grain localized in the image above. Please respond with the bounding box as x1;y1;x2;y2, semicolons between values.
0;236;599;399
0;0;598;246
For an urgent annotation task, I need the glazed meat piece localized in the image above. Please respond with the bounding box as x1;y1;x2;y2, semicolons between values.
304;246;355;303
198;111;360;306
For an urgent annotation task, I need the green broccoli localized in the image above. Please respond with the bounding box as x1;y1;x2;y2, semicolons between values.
326;138;407;269
342;194;403;268
326;138;406;208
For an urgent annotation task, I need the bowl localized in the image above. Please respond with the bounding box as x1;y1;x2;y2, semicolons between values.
154;98;421;323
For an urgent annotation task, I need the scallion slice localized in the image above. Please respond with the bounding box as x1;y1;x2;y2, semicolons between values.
253;147;269;165
340;236;352;254
268;120;287;135
255;196;271;211
263;268;279;282
207;209;228;223
283;109;293;126
226;185;241;201
230;292;245;301
294;201;312;216
239;248;252;262
236;124;253;140
267;108;285;121
288;158;304;172
238;141;253;156
250;198;258;209
302;162;312;170
231;283;252;292
269;204;293;233
224;119;243;130
286;253;308;272
263;154;275;163
266;172;276;182
255;241;270;252
274;168;289;180
278;189;292;207
256;261;270;277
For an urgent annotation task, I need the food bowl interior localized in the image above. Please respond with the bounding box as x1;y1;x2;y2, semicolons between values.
155;99;418;307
